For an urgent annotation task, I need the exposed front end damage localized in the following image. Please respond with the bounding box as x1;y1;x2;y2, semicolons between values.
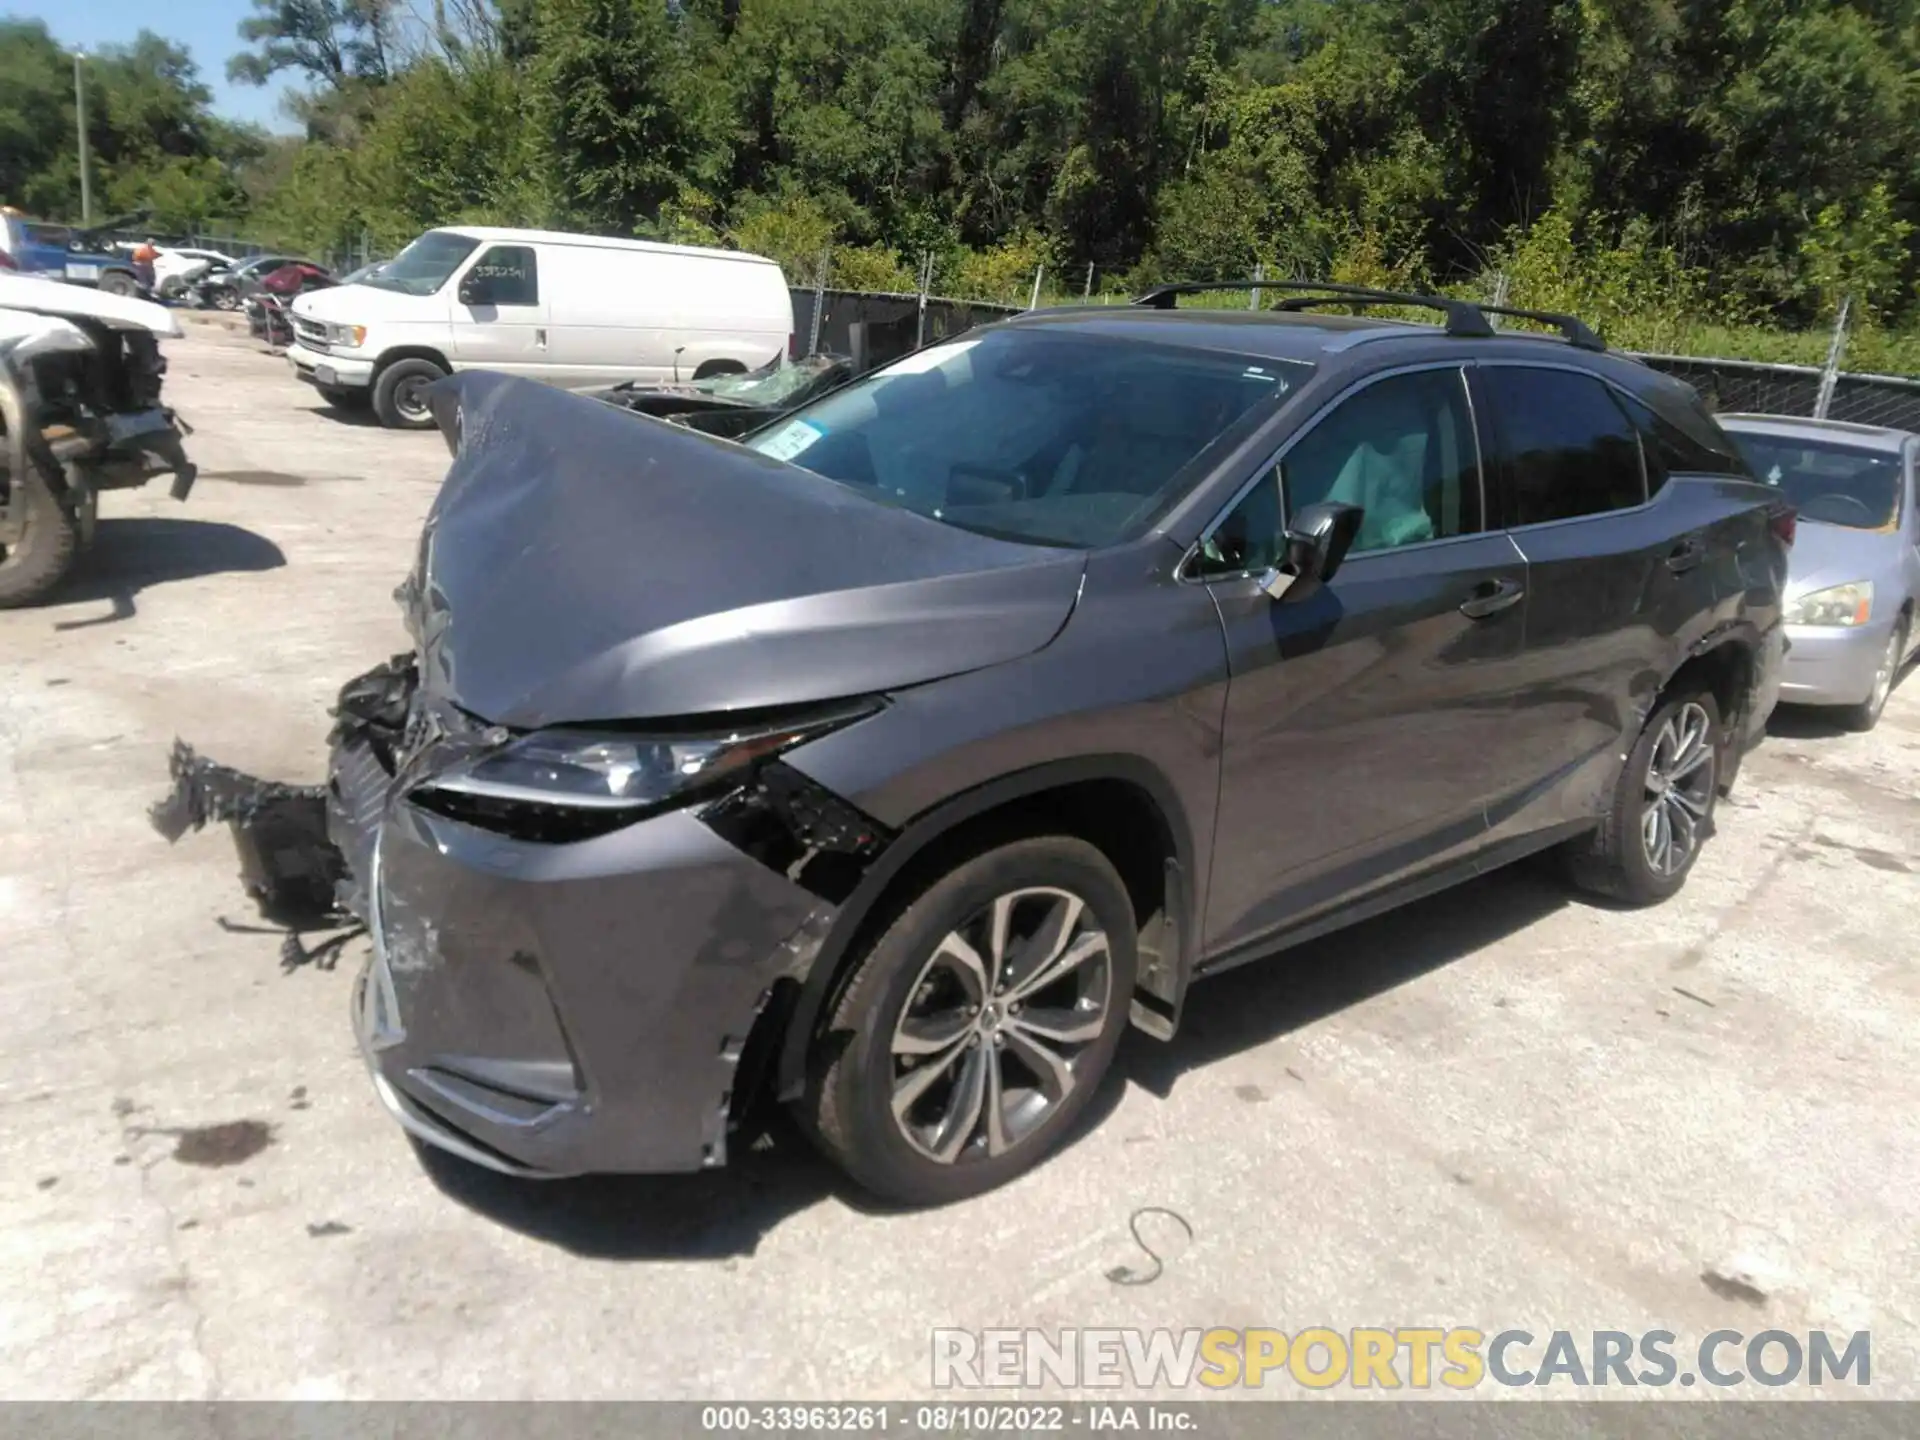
154;651;899;1178
2;284;197;607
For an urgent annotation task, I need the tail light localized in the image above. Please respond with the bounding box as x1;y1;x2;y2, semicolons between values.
0;250;15;271
1769;504;1797;548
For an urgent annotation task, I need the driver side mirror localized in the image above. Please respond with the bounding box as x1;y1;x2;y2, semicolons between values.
457;272;492;306
1258;501;1364;602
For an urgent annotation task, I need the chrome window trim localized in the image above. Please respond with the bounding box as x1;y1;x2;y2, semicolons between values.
1179;360;1485;584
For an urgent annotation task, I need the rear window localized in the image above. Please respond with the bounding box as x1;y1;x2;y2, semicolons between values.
744;327;1309;548
1726;433;1903;531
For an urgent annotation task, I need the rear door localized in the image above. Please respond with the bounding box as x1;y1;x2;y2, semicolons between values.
1198;363;1532;958
1471;363;1711;841
448;242;550;375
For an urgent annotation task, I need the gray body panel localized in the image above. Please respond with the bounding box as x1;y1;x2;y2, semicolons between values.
331;315;1791;1177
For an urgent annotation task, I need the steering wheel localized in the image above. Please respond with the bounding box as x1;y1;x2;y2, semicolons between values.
1800;493;1878;525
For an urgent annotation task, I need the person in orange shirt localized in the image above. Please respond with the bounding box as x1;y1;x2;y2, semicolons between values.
131;238;159;292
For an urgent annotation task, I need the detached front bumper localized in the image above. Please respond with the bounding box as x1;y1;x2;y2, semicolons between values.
287;343;375;392
1779;621;1895;707
333;728;839;1178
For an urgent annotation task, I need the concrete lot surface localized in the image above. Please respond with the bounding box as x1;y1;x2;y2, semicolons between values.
2;331;1917;1400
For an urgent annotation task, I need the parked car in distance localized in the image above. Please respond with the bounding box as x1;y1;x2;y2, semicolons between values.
153;247;235;298
284;226;794;428
1718;414;1920;730
591;351;855;438
0;208;149;295
285;279;1791;1205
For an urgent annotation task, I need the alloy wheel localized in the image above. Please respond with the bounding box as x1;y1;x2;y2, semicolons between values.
1641;701;1717;877
888;887;1112;1165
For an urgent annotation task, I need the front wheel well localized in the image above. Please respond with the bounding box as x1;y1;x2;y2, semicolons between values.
372;346;451;380
759;774;1186;1112
692;358;748;380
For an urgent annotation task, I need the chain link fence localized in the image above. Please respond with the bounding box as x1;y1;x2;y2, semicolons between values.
1630;353;1920;432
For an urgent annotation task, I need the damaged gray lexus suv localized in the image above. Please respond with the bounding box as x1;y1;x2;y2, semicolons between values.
171;281;1793;1205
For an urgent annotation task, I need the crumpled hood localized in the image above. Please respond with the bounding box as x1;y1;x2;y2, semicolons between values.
0;275;181;336
408;371;1086;728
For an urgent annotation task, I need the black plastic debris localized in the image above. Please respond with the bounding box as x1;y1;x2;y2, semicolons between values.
149;741;347;930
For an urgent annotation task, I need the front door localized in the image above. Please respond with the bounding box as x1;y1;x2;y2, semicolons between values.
1198;364;1531;958
449;243;549;374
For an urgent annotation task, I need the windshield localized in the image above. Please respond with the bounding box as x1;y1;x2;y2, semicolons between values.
360;230;480;296
742;327;1307;547
699;354;845;405
1729;432;1905;530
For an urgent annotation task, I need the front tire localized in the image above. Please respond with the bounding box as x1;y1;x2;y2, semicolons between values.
372;358;446;430
0;465;81;608
1566;689;1722;905
1839;620;1906;733
804;836;1137;1205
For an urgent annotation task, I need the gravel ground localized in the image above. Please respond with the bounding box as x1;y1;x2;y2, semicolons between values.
2;325;1916;1401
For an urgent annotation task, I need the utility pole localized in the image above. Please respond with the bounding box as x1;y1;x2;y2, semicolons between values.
72;50;93;226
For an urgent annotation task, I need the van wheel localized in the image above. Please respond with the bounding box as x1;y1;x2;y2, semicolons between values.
803;836;1136;1206
1566;689;1722;905
372;359;446;429
0;466;82;608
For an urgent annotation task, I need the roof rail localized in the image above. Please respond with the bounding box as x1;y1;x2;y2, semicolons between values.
1130;278;1606;351
1476;303;1605;352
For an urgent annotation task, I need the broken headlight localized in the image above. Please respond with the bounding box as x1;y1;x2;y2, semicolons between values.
407;701;877;842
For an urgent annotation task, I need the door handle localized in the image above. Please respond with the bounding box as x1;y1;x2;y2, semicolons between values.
535;327;548;349
1667;538;1705;572
1459;577;1524;619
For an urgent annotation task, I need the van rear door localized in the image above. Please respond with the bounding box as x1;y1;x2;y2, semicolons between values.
448;242;549;375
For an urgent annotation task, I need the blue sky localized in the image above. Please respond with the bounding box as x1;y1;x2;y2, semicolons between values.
13;0;299;132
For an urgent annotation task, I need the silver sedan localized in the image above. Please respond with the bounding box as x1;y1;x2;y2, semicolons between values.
1720;414;1920;730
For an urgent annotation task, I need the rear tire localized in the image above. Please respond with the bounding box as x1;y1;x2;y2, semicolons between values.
372;358;446;430
98;271;137;298
803;836;1137;1205
0;465;81;608
1565;689;1722;905
1838;620;1906;733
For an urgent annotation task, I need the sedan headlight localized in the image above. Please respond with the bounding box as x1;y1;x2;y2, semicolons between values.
408;701;876;842
326;323;367;348
1786;581;1873;628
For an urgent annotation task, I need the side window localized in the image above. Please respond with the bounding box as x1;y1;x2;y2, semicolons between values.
1280;368;1482;554
470;245;538;306
1193;367;1481;577
1196;470;1283;576
1482;367;1646;525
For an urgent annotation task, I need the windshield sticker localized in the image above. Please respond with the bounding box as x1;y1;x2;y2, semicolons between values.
757;418;825;462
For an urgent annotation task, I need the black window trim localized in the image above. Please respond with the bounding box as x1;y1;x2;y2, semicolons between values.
1472;358;1673;538
1179;360;1489;583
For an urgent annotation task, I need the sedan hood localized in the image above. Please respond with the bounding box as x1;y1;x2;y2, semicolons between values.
1785;518;1902;602
409;372;1086;728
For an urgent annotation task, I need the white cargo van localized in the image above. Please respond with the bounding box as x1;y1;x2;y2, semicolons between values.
285;227;793;428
